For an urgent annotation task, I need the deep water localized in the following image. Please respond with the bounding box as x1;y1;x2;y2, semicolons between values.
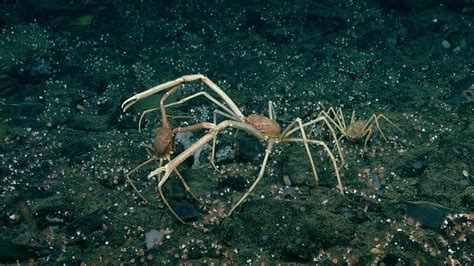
0;0;473;264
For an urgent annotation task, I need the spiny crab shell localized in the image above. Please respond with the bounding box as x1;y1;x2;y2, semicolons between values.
154;127;174;156
245;114;281;139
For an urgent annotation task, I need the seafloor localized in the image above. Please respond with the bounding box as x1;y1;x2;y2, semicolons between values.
0;0;472;264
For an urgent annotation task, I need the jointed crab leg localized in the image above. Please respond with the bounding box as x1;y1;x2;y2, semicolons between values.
282;115;345;166
210;109;237;171
165;91;238;121
364;114;401;142
268;101;276;121
126;156;157;204
227;139;275;217
278;118;344;194
138;90;239;131
122;74;245;122
285;138;344;194
295;118;319;183
174;168;203;205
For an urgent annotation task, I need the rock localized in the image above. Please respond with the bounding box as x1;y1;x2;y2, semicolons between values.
31;195;74;228
11;102;45;118
60;138;95;158
403;201;453;229
9;118;47;130
461;186;474;207
0;76;21;95
65;210;105;234
0;239;52;262
67;113;111;131
174;201;200;222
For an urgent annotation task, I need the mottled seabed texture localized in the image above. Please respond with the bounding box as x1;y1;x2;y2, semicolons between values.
0;0;473;265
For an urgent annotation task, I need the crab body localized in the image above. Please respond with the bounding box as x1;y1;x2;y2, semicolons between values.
345;120;367;142
245;114;281;139
154;127;174;157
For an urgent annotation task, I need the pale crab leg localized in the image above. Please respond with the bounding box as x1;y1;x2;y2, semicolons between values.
125;156;156;204
122;74;245;122
361;114;401;147
295;118;319;183
135;84;181;131
284;137;344;195
138;107;159;132
327;107;347;131
165;91;239;121
312;110;346;143
125;143;161;203
122;78;183;111
280;118;321;184
281;115;345;166
210;109;237;171
227;139;275;217
337;108;347;128
350;110;357;124
174;168;204;206
374;114;401;140
138;90;240;132
268;101;276;121
363;128;374;151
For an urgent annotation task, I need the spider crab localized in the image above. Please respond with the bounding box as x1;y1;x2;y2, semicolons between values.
320;107;401;152
122;74;345;221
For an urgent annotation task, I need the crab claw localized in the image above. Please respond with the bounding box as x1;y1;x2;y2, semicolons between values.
121;96;138;112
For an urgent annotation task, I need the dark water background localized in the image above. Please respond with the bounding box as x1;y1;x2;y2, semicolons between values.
0;0;473;264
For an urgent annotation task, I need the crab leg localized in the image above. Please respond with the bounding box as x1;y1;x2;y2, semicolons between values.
227;139;275;217
281;115;345;166
122;74;245;122
208;108;244;171
174;168;204;205
360;114;401;150
138;90;239;131
296;118;319;183
125;156;157;204
165;91;238;121
285;137;344;195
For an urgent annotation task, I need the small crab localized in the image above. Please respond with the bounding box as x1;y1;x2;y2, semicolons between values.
320;107;401;152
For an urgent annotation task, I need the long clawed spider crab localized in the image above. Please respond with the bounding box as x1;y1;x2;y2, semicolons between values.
122;74;345;223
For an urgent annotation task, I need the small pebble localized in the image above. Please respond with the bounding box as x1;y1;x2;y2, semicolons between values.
462;170;469;177
441;40;451;49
